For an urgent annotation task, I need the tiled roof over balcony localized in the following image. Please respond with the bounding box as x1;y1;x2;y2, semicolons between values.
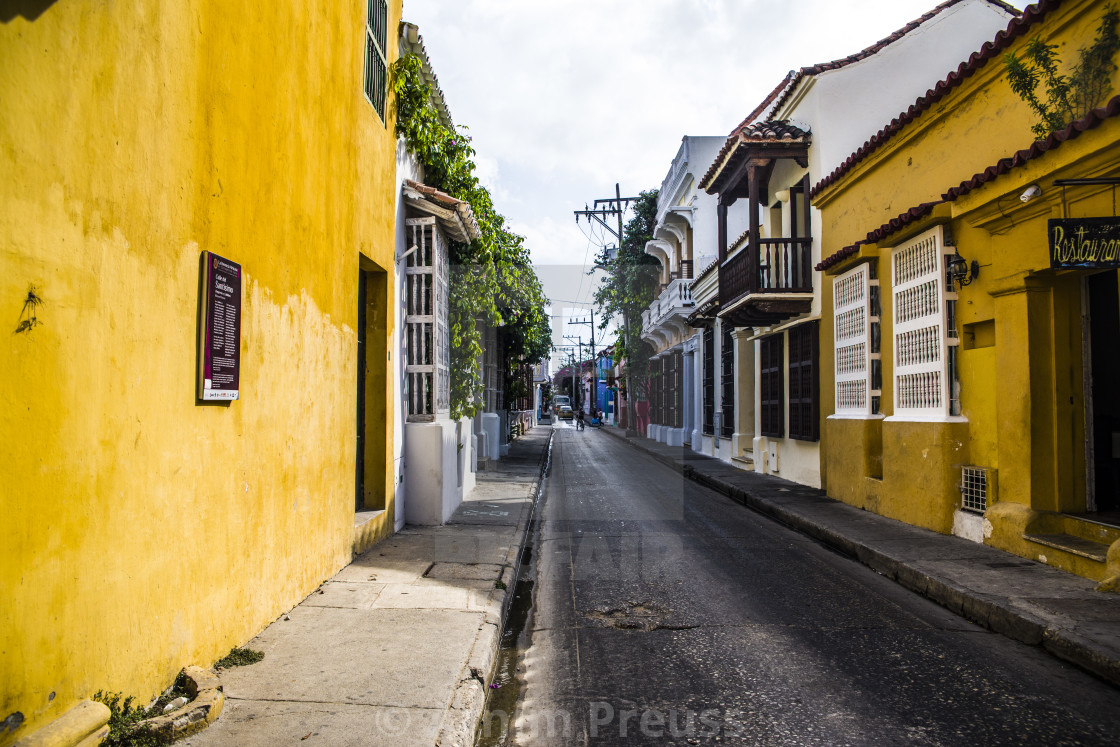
700;121;811;193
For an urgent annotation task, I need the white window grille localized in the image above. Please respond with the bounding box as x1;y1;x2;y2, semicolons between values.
891;226;960;419
834;263;881;416
960;466;994;513
404;217;449;420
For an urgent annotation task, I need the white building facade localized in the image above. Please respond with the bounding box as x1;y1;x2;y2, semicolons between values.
641;136;750;450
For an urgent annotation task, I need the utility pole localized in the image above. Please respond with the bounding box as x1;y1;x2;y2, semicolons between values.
576;183;640;435
568;309;597;413
569;351;577;409
563;335;584;412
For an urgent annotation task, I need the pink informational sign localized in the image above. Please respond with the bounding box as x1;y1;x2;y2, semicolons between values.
198;251;242;401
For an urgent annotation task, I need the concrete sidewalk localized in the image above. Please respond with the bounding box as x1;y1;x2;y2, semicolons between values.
182;426;552;747
599;425;1120;688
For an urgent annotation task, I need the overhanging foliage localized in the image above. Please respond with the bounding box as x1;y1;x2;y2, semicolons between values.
393;54;551;419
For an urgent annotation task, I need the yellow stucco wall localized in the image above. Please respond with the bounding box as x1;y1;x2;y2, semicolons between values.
816;0;1120;567
0;1;402;741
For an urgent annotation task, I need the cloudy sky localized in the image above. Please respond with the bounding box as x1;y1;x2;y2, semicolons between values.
402;0;1025;358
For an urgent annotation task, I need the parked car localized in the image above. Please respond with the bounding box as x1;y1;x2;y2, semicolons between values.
553;395;573;419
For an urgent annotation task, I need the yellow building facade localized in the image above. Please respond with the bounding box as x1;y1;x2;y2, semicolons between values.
815;0;1120;587
1;1;402;742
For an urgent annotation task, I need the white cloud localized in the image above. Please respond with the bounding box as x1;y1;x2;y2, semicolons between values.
405;0;1026;290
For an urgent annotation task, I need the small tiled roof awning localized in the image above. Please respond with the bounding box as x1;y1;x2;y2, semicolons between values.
700;121;811;193
686;298;720;326
816;202;942;272
402;179;482;243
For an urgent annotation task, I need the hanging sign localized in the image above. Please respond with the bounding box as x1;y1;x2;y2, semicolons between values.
1049;217;1120;269
198;251;242;400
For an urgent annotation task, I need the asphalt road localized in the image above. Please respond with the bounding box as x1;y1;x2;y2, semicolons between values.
484;422;1120;746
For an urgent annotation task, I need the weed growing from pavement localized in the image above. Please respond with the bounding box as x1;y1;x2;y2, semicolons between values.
91;691;163;747
215;647;264;668
93;672;193;745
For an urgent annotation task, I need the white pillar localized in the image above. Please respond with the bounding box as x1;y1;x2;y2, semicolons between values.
732;328;756;462
682;341;696;447
691;332;704;450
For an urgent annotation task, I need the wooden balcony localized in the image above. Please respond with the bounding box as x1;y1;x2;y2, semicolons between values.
718;237;813;326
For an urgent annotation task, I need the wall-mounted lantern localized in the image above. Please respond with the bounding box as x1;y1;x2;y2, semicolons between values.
947;253;979;289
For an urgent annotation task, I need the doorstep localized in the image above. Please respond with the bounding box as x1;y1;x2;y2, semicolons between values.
1024;532;1110;563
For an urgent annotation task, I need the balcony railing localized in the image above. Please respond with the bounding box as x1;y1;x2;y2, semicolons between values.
642;277;695;337
719;238;812;308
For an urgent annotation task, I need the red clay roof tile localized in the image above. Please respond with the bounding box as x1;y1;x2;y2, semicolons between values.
768;0;1018;120
700;122;812;190
704;1;1019;194
943;95;1120;199
810;0;1058;200
816;202;942;271
816;91;1120;271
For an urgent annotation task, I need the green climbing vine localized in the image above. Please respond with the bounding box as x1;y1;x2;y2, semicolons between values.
392;53;551;419
1004;6;1120;139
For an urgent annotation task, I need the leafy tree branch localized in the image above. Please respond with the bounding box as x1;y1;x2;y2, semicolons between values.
1004;7;1120;139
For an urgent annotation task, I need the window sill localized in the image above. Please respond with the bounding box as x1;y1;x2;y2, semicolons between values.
883;415;969;424
354;509;386;527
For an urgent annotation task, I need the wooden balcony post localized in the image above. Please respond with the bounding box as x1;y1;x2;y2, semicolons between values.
717;198;728;262
747;162;762;293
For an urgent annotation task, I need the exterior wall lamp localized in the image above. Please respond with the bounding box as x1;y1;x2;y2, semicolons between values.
947;253;979;288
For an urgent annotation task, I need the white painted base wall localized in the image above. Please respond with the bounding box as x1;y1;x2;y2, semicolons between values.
752;436;821;488
404;419;460;526
952;509;988;543
457;418;476;500
481;413;501;464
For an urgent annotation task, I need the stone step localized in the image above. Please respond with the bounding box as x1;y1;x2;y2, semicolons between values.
1060;514;1120;546
730;455;755;470
1023;532;1110;563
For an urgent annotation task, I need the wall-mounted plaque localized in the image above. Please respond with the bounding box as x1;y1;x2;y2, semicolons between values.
198;251;242;400
1049;217;1120;269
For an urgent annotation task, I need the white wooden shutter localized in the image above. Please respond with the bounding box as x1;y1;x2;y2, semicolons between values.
834;264;875;416
891;226;956;419
405;217;450;420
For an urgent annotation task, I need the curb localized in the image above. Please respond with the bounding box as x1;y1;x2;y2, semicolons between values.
134;666;224;744
435;428;554;747
601;427;1120;688
10;699;110;747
